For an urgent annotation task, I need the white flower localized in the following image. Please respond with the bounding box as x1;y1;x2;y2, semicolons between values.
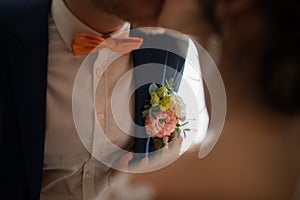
170;92;186;120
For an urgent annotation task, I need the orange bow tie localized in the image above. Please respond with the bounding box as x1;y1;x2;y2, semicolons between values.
72;33;143;56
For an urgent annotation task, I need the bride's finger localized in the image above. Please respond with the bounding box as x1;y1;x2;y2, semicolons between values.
112;152;134;171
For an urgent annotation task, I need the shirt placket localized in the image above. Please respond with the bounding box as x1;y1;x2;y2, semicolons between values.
93;50;111;158
82;51;107;200
82;160;96;200
82;49;121;200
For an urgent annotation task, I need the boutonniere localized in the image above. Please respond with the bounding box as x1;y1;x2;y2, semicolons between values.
142;78;190;152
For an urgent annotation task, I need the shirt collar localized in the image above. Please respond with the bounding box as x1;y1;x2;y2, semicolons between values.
51;0;130;52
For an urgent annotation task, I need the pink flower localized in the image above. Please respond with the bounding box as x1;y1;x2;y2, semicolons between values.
145;110;178;138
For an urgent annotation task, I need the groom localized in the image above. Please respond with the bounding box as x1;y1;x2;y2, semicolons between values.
0;0;187;199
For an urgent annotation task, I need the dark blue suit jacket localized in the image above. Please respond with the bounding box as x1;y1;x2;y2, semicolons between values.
0;0;50;199
0;0;188;199
131;31;188;158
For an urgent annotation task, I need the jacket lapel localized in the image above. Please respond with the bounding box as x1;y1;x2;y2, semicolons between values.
132;30;188;157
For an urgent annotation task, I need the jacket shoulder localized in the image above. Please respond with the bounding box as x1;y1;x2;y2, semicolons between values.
0;0;51;37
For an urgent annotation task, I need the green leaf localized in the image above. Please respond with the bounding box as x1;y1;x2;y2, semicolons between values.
180;122;189;127
167;78;174;87
151;105;161;113
159;139;165;148
153;137;165;149
165;78;174;91
182;129;191;138
175;127;181;137
144;105;150;109
148;105;162;119
150;110;156;119
159;119;165;124
149;83;158;94
142;110;149;118
183;130;187;138
176;122;189;127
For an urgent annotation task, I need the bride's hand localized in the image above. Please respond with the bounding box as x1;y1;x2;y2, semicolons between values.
109;135;183;179
155;135;183;164
136;135;183;172
108;152;133;186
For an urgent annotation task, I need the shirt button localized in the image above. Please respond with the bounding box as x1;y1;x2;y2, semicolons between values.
96;69;101;77
97;113;104;120
85;171;92;178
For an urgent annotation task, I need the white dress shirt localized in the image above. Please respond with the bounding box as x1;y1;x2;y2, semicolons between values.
40;0;133;199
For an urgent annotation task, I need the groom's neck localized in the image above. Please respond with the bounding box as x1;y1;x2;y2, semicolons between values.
64;0;126;35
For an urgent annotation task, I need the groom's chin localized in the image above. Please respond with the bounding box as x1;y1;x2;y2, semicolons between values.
91;0;164;26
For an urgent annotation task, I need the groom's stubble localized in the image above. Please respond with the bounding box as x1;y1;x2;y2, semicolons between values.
90;0;164;26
